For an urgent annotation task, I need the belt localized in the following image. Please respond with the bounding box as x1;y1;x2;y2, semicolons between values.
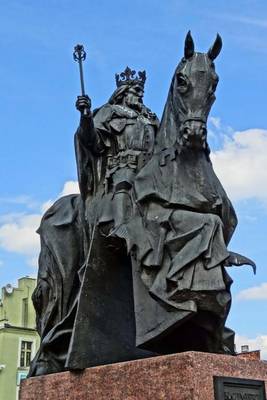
107;150;151;171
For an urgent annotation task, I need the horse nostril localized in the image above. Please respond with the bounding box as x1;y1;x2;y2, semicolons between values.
183;127;191;138
198;127;207;138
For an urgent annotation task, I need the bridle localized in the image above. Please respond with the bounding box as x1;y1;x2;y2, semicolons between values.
181;117;206;125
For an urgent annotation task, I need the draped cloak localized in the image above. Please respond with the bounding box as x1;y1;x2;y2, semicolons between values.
30;102;160;375
114;147;238;350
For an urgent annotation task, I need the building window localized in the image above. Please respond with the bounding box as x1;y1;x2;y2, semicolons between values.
20;341;32;367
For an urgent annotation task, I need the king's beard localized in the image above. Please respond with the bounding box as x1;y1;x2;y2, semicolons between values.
125;97;143;112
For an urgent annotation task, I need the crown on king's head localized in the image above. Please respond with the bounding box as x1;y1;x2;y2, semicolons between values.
115;66;146;88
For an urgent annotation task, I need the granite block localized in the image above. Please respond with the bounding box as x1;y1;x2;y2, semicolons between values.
19;351;267;400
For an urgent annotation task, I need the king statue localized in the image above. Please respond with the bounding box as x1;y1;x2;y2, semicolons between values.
29;67;159;376
75;66;158;229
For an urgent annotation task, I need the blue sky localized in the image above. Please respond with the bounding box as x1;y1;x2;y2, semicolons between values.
0;1;267;355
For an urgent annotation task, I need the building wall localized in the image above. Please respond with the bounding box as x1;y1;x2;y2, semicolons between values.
0;277;39;400
0;277;37;329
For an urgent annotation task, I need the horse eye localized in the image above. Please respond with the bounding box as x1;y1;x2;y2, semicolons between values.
177;73;189;92
177;74;187;85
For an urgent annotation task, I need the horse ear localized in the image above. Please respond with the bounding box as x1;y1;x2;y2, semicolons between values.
207;34;222;60
184;31;194;59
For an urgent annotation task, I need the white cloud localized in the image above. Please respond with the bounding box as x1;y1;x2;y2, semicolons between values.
0;180;80;264
60;181;79;197
218;15;267;29
236;282;267;301
211;129;267;202
0;214;41;265
0;195;37;209
41;181;79;213
210;116;221;130
235;334;267;360
41;200;54;214
27;256;39;268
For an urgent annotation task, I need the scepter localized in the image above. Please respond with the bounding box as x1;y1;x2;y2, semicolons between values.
73;44;88;115
73;43;97;266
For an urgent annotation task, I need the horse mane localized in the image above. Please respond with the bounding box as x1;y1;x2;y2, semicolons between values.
155;64;183;152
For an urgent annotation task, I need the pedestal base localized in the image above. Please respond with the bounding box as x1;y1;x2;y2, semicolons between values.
20;351;267;400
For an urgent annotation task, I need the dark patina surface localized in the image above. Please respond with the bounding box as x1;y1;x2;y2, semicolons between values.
29;33;255;377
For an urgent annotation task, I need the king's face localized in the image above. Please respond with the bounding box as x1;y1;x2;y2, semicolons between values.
124;84;144;110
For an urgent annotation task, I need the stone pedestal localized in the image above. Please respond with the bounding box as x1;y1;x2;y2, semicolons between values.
19;351;267;400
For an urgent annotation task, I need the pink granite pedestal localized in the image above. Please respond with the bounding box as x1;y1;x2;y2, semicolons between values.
19;351;267;400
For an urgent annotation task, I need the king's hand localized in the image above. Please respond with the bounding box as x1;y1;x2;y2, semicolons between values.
76;95;91;115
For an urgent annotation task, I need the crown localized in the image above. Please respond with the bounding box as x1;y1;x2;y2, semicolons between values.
115;66;146;88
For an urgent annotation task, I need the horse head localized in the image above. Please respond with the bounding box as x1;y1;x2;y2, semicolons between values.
157;31;222;154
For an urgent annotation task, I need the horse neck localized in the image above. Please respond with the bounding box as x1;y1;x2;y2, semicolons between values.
155;86;183;151
155;90;211;161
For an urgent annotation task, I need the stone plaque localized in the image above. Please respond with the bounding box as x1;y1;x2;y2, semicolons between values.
214;376;266;400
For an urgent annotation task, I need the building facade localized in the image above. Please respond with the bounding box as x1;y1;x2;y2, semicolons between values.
0;277;39;400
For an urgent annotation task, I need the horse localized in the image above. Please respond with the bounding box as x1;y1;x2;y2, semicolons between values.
128;31;255;355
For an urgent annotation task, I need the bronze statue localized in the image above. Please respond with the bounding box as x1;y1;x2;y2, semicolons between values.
29;32;255;377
